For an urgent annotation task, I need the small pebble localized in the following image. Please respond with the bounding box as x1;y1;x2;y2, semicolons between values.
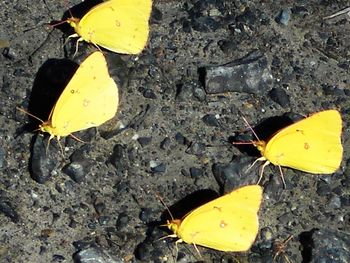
73;246;118;263
137;137;152;147
202;114;220;127
160;137;171;150
276;9;291;25
116;212;129;230
150;163;166;173
189;167;203;178
269;87;290;107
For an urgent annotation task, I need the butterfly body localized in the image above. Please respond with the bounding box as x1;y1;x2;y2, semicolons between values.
167;185;263;252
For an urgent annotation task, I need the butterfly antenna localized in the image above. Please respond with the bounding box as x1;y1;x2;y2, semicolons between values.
62;0;74;18
242;116;261;141
49;20;68;29
17;107;44;123
155;192;174;220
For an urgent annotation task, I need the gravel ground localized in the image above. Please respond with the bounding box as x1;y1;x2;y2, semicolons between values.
0;1;350;262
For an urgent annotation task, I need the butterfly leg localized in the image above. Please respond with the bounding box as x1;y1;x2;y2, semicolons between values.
73;37;84;57
64;33;78;46
246;157;265;173
63;33;82;57
91;41;103;53
257;160;270;185
69;133;85;143
192;243;202;259
278;165;287;189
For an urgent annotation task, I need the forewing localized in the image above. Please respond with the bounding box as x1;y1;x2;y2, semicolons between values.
178;185;263;251
51;52;119;136
265;110;342;173
79;0;152;54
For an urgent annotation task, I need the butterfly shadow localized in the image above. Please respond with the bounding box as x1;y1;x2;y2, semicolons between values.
230;114;299;157
50;0;103;33
22;58;78;131
16;58;80;166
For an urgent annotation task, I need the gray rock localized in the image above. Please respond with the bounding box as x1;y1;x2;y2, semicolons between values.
204;50;273;94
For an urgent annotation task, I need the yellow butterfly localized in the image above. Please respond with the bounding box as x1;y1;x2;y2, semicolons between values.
67;0;152;54
32;51;119;143
250;110;343;185
166;185;263;252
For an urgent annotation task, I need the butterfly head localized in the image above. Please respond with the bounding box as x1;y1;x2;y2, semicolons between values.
66;17;80;31
253;140;267;155
39;122;62;139
167;219;181;235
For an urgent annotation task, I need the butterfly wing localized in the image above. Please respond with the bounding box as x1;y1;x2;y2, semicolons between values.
50;51;119;137
264;110;343;173
75;0;152;54
176;185;263;251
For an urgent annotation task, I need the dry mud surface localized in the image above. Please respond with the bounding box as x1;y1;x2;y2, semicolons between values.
0;1;350;262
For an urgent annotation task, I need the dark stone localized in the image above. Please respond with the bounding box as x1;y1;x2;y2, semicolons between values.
175;83;193;101
193;86;206;101
62;160;91;183
69;218;78;228
151;7;163;22
116;212;129;230
143;88;157;99
189;167;203;178
0;194;20;223
340;195;350;206
137;137;152;147
52;254;65;262
212;156;258;192
30;135;57;184
185;142;205;156
139;208;153;223
109;144;126;170
269;87;290;107
94;202;106;215
316;180;331;196
135;242;151;261
151;163;166;173
276;9;291;25
202;114;220;127
160;137;171;150
175;132;188;145
72;237;95;251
